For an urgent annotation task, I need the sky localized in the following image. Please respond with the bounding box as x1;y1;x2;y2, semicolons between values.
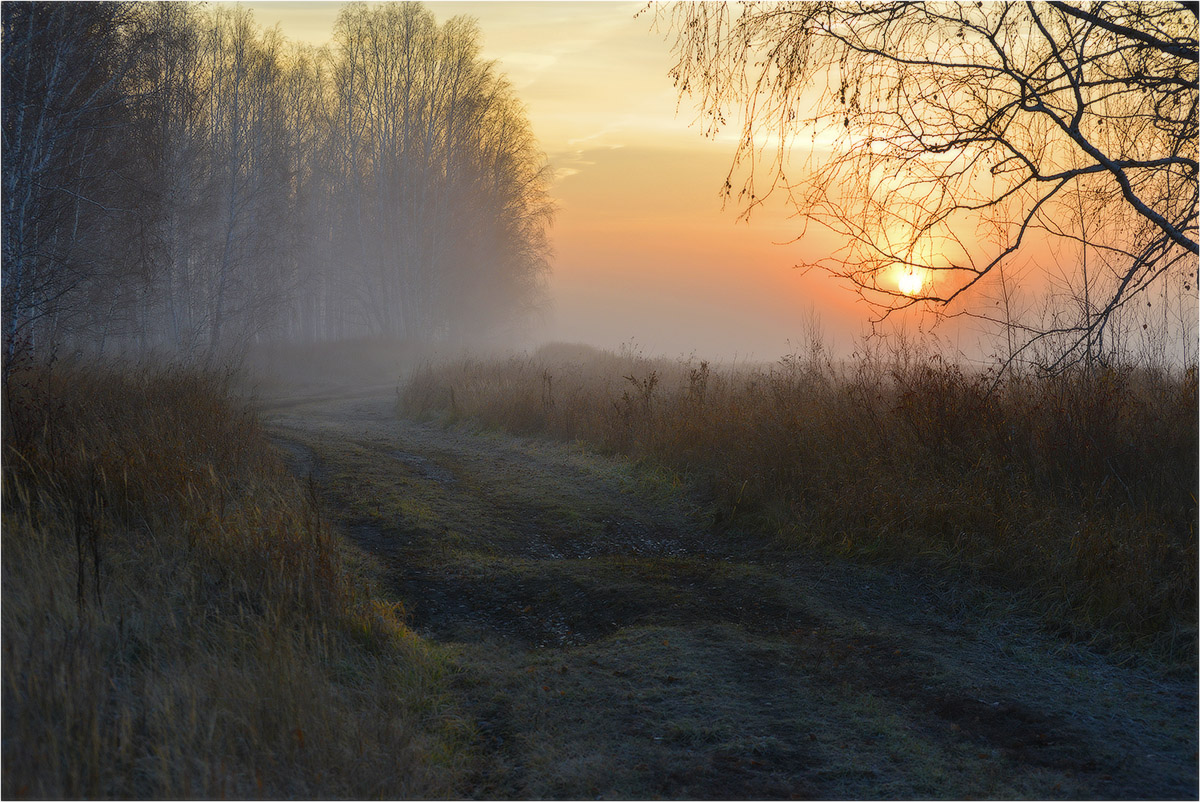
236;1;910;360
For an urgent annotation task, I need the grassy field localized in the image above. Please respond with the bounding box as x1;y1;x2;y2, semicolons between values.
1;359;465;798
273;376;1195;798
400;341;1199;661
5;345;1192;798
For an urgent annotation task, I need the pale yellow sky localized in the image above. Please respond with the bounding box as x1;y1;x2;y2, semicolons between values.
241;2;717;152
236;1;874;359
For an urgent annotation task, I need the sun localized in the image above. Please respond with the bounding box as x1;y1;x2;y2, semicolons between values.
897;269;925;296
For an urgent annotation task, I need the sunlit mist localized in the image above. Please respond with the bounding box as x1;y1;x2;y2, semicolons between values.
235;0;870;360
897;269;927;297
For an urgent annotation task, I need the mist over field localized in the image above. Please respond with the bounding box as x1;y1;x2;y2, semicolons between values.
4;2;1197;799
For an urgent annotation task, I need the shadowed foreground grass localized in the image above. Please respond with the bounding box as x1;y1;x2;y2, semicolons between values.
400;342;1198;661
2;360;464;798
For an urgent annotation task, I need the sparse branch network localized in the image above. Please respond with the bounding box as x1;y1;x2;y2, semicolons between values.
665;0;1198;367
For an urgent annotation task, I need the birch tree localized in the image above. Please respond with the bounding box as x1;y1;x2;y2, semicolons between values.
325;2;553;341
3;1;553;360
2;2;134;362
667;1;1198;367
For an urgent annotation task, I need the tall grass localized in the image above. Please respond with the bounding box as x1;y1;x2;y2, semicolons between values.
400;341;1198;658
2;360;462;798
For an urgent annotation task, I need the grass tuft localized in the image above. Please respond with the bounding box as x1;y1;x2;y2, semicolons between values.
2;360;463;798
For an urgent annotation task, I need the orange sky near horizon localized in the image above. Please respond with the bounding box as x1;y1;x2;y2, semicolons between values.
237;1;978;360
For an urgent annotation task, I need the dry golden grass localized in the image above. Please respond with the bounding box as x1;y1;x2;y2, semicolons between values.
2;359;464;799
400;341;1198;658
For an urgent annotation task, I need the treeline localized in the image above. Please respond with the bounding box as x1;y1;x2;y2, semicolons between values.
3;2;554;363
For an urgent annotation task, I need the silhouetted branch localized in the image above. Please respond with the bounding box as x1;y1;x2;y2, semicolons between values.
666;0;1198;366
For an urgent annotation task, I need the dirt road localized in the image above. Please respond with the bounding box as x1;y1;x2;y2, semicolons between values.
264;388;1197;799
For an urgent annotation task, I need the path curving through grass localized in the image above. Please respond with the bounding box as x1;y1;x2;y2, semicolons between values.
265;387;1197;800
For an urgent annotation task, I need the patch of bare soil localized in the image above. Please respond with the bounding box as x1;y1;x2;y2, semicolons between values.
264;388;1197;800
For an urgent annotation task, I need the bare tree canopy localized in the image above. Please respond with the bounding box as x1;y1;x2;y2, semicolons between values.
2;2;135;360
2;1;554;364
666;1;1198;365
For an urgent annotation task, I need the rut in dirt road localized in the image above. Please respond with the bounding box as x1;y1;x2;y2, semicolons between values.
264;388;1198;800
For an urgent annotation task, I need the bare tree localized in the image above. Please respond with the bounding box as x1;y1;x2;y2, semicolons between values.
4;1;553;361
665;1;1198;367
2;2;135;363
123;1;210;354
324;2;553;341
204;7;281;359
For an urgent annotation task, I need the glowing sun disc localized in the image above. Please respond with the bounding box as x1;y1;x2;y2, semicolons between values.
897;270;924;296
